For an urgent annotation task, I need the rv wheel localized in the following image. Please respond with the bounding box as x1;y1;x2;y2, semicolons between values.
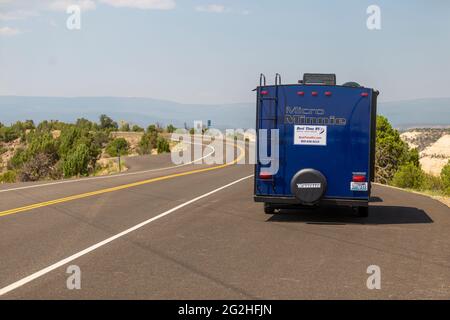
356;206;369;217
264;203;275;214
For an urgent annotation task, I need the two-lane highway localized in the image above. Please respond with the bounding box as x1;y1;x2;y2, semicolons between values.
0;146;449;299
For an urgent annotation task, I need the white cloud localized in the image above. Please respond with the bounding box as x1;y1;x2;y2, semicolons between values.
0;0;177;17
0;10;39;20
98;0;176;10
195;4;227;13
48;0;96;11
0;26;21;36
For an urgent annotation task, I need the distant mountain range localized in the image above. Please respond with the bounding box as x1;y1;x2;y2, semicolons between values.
378;98;450;129
0;96;449;129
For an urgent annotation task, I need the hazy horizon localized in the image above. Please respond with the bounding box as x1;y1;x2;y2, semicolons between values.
1;95;449;130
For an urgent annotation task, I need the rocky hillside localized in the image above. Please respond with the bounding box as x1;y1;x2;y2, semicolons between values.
0;138;24;172
400;128;450;176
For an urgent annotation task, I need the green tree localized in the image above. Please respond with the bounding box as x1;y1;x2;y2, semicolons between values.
147;124;157;134
0;170;17;183
76;118;96;131
92;130;110;149
8;148;27;170
138;132;157;155
59;126;83;159
62;144;91;177
375;116;419;184
132;125;144;132
441;160;450;195
58;126;101;173
392;163;424;189
166;124;176;133
26;131;58;161
99;114;118;130
106;138;129;157
156;137;170;153
36;120;63;132
120;121;130;132
0;126;20;143
22;120;35;130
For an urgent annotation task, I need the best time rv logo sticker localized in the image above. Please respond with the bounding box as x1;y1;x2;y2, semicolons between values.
294;125;327;146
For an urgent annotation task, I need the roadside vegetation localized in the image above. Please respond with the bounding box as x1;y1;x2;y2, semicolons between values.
0;116;174;183
376;115;450;197
1;114;448;197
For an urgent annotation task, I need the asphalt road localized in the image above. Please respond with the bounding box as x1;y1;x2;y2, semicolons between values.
0;149;449;299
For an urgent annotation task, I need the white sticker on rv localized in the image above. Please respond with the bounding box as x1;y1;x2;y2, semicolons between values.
294;125;327;146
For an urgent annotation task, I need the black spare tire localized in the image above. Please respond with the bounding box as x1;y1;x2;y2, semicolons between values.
290;169;327;204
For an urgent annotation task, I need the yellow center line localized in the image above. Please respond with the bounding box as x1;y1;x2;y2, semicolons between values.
0;143;245;218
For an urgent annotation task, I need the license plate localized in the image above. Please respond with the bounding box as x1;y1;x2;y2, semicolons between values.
350;182;368;191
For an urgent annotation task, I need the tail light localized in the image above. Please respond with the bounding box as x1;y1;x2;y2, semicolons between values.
311;91;318;97
259;172;273;180
325;91;332;96
297;91;305;96
361;92;369;97
260;90;269;95
352;175;366;182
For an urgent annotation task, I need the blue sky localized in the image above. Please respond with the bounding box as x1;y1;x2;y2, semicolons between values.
1;0;449;104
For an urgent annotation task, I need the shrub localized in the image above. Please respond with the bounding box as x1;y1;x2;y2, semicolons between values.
138;132;157;155
0;170;17;183
21;120;35;130
375;116;419;184
421;173;443;192
26;131;58;159
37;120;63;132
99;114;118;130
91;130;110;151
441;161;450;195
20;153;56;182
132;125;144;132
59;126;83;159
147;124;157;134
0;126;20;143
50;160;64;180
75;118;96;131
156;137;170;154
58;127;101;171
106;138;129;157
8;148;27;170
62;144;91;177
166;124;176;133
392;163;424;189
120;122;130;132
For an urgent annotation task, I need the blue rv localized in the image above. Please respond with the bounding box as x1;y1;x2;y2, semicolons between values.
254;73;379;217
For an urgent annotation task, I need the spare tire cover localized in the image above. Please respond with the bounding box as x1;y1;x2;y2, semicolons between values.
290;169;327;204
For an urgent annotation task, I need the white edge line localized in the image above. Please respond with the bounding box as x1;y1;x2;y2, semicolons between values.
0;141;215;194
0;174;253;296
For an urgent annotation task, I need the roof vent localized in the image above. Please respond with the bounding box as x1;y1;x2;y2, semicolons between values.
303;73;336;86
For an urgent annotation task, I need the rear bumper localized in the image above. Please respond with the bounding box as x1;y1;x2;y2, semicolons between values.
254;195;368;207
